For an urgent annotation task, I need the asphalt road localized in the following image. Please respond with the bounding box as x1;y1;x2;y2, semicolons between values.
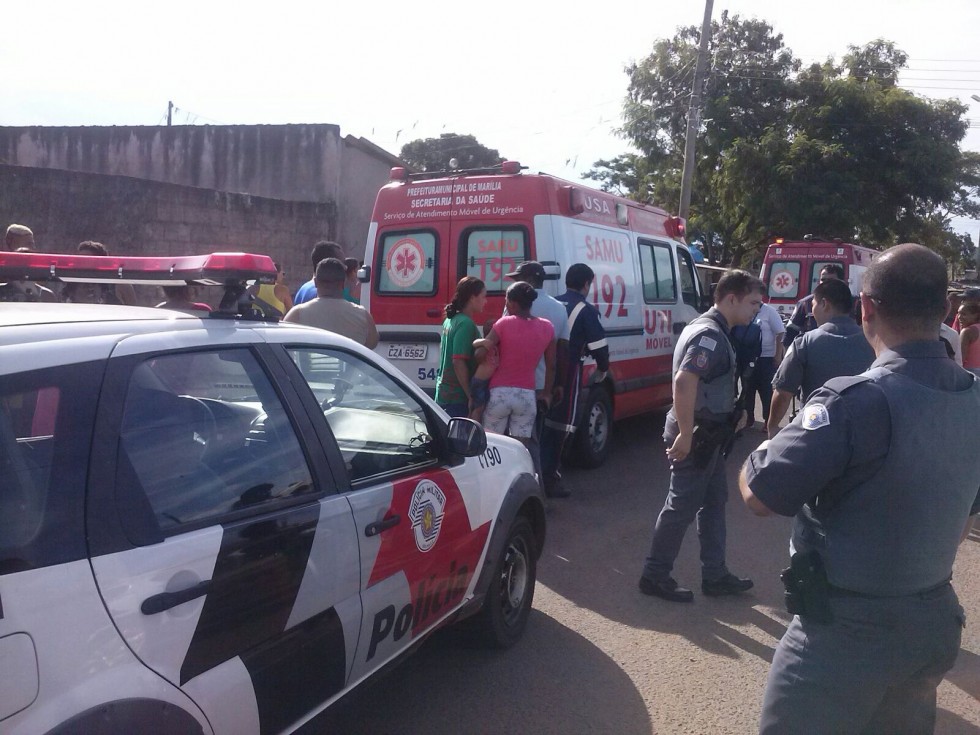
307;411;980;734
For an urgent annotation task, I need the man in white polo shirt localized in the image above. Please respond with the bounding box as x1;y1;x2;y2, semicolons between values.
746;301;785;428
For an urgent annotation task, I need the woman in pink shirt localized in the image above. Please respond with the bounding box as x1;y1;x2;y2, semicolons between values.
474;282;556;446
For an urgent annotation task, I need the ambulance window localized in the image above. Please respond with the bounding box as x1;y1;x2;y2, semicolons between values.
638;241;677;303
677;247;699;310
462;228;529;294
767;261;801;299
377;231;438;295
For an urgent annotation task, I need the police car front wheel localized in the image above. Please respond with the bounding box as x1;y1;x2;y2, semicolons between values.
471;516;536;649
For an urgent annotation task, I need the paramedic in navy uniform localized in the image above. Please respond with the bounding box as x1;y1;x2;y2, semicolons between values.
638;269;764;603
740;243;980;735
540;263;609;498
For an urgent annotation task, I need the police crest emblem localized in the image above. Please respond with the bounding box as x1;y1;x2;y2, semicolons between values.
802;404;830;431
409;479;447;552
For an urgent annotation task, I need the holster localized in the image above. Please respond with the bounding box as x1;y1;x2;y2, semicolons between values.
689;420;734;468
780;550;834;624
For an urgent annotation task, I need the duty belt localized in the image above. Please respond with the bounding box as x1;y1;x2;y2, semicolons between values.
827;577;952;601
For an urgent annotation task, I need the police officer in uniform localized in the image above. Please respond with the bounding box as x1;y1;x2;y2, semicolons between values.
540;263;609;498
782;263;845;347
740;244;980;734
766;278;874;437
639;269;763;602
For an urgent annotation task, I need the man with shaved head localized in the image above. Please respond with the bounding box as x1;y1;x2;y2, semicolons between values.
1;224;57;302
740;244;980;734
284;258;378;348
4;224;35;251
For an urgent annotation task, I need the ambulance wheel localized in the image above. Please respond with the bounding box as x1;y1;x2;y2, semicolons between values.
471;516;536;649
572;386;612;468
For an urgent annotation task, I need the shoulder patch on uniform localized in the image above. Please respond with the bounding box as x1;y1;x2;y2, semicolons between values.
694;351;709;369
801;404;830;431
698;336;717;351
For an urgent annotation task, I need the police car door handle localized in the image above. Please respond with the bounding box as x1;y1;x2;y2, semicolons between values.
365;514;401;537
141;580;212;615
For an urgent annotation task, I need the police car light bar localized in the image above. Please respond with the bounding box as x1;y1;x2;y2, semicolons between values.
0;251;278;286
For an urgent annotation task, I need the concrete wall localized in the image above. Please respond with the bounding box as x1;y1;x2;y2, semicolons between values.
0;163;336;301
339;135;391;258
0;124;401;260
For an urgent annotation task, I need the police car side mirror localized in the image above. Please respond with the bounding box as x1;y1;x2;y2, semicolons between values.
357;265;371;283
447;417;488;457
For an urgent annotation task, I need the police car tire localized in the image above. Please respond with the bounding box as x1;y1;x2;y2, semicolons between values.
570;386;613;469
470;516;536;649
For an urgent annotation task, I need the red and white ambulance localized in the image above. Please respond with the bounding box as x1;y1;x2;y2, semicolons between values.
760;237;878;320
358;162;706;465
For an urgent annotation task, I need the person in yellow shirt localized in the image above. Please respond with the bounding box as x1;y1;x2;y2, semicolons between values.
250;261;293;319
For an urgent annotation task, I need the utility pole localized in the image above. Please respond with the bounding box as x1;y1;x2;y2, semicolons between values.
167;101;173;127
678;0;714;222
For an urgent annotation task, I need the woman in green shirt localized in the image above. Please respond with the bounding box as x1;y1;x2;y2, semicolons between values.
436;276;487;417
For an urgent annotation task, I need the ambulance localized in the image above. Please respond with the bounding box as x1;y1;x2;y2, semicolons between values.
358;162;706;466
760;237;878;320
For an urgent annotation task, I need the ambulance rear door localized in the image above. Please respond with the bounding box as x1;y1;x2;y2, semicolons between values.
366;182;456;394
447;175;539;329
762;244;804;320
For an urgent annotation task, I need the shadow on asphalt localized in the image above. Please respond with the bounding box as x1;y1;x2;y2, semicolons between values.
302;610;651;734
935;707;980;735
945;648;980;701
540;411;792;664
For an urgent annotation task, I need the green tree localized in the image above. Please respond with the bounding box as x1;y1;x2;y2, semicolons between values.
601;12;799;264
399;133;504;173
589;17;976;267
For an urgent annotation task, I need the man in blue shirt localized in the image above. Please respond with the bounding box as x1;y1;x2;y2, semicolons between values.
294;240;350;305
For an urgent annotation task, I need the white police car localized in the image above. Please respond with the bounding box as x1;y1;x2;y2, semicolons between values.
0;252;544;735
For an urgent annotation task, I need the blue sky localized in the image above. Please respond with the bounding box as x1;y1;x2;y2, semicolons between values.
3;0;978;240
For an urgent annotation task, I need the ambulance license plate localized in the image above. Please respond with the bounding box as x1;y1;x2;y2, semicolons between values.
388;343;428;360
